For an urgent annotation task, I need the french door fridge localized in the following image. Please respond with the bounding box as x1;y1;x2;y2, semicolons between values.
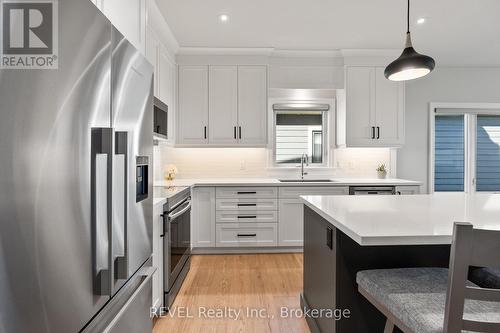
0;0;154;332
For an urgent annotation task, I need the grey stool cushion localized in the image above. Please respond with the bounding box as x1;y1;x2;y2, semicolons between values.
356;268;500;333
469;267;500;289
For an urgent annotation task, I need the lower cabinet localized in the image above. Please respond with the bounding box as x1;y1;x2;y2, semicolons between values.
395;185;421;195
278;186;349;247
191;187;216;248
190;184;417;250
216;223;278;247
152;203;164;309
278;199;304;247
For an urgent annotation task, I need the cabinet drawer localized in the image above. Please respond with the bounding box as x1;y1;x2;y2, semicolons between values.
216;198;277;211
395;185;421;195
216;211;278;223
279;186;349;199
216;223;278;247
216;187;278;198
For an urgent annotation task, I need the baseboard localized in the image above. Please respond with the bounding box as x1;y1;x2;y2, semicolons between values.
191;247;303;254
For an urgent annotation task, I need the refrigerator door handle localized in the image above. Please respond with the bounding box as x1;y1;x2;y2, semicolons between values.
91;128;113;296
114;131;128;280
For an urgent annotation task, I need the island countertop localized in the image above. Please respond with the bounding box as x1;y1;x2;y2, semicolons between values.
301;193;500;246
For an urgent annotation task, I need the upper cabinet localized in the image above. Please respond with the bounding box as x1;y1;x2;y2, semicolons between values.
338;66;405;147
178;66;209;144
177;65;268;147
93;0;146;54
209;66;239;145
238;66;268;146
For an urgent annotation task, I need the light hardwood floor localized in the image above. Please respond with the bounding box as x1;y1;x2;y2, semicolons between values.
153;253;310;333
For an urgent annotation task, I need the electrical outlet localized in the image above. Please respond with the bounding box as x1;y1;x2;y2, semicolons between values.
240;160;246;170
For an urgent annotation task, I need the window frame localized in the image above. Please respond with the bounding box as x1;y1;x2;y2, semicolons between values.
272;109;329;168
429;103;500;193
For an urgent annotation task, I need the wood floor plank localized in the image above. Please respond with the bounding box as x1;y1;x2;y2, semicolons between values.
153;253;310;333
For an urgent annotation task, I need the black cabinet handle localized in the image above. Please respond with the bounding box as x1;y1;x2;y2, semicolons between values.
237;191;256;194
237;203;257;207
326;227;333;250
371;126;375;139
234;126;237;139
204;126;207;139
237;215;257;219
239;126;242;140
377;126;380;139
237;233;257;237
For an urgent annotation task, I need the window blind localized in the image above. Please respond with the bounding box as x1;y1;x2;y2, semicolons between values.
434;115;465;191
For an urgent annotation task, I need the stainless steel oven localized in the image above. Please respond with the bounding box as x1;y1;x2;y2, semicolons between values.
162;188;191;308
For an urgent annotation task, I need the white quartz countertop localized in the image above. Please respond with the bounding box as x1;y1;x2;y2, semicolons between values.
153;186;189;207
301;193;500;246
154;178;422;188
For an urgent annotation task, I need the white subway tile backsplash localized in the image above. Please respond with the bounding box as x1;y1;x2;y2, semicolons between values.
155;145;393;180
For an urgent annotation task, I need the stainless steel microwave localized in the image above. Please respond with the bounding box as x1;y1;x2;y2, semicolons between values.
153;97;168;138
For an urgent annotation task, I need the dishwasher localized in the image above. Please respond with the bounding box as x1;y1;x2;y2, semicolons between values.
349;186;396;195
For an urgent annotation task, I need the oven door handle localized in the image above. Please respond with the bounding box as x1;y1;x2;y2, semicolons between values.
168;201;191;220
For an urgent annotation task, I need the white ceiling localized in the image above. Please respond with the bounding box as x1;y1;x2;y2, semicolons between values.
156;0;500;66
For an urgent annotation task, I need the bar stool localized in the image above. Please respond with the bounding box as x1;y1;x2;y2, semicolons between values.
356;222;500;333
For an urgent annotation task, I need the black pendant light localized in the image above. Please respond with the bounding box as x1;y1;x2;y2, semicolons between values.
385;0;435;81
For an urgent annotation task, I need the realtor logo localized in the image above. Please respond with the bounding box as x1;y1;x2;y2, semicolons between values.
1;0;58;69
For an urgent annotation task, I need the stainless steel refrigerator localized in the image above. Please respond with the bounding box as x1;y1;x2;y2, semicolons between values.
0;0;155;332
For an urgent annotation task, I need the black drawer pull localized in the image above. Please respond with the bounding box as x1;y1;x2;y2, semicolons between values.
326;227;333;250
237;233;257;237
238;215;257;219
237;203;257;207
237;191;257;194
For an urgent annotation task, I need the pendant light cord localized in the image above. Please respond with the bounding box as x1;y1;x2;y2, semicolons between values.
407;0;410;33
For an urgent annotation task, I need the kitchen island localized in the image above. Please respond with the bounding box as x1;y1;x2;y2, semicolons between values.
300;193;500;333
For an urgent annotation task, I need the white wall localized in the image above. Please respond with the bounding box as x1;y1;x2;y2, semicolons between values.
398;67;500;193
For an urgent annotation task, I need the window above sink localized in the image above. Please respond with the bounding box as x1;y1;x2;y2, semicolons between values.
272;103;330;168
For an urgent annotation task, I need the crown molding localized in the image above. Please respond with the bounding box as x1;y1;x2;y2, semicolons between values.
177;47;275;56
272;49;343;58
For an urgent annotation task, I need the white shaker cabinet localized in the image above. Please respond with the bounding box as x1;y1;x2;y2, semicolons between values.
209;66;239;145
178;66;209;144
237;66;268;146
278;186;349;246
145;27;159;97
341;66;404;147
191;187;216;248
395;185;421;195
345;66;375;147
374;67;405;146
100;0;146;54
177;65;267;146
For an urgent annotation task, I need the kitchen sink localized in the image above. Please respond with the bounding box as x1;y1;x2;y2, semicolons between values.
278;179;335;183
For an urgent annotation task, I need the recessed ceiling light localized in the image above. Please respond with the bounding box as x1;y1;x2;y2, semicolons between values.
417;17;426;24
218;14;229;23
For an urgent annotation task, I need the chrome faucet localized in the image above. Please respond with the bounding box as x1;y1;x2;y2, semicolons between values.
301;153;309;179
